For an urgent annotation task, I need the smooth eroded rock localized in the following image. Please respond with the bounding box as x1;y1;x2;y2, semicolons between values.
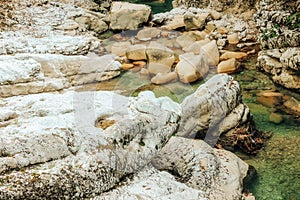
109;2;151;30
175;53;209;83
152;137;249;200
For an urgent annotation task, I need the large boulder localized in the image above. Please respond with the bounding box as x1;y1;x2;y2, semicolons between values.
177;74;265;154
109;2;151;30
152;137;249;200
94;136;249;200
0;91;181;198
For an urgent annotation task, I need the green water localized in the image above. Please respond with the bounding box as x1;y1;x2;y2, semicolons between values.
119;0;173;14
233;58;300;200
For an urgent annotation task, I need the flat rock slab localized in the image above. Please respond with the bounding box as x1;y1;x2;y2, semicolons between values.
0;53;121;97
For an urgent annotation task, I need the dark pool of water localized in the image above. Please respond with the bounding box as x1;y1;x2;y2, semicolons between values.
120;0;173;14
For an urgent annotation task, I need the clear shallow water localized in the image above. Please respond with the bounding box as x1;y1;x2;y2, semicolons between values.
233;65;300;200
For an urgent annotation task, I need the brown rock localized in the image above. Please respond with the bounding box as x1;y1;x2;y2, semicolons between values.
148;63;171;75
137;27;161;41
283;97;300;116
121;63;134;70
175;34;196;49
111;42;131;56
151;72;178;85
256;92;283;108
175;53;209;83
210;10;222;20
126;44;147;60
133;61;147;67
227;33;239;44
166;15;185;30
269;112;283;124
201;40;219;66
217;58;238;74
146;41;175;67
184;13;209;31
220;51;248;60
205;21;216;33
217;27;228;34
183;39;210;54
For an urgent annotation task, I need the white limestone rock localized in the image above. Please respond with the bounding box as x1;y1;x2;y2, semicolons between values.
93;165;207;200
0;90;181;199
152;137;249;200
0;53;121;97
177;74;241;141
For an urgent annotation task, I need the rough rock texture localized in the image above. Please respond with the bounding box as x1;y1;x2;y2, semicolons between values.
109;2;151;30
93;165;207;200
146;41;175;68
0;53;121;97
152;6;258;44
0;91;181;199
255;0;300;92
152;137;249;200
177;74;265;154
172;0;257;13
255;0;300;49
0;0;108;55
257;48;300;92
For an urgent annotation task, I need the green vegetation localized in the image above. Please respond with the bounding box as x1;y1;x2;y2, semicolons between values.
286;12;300;30
261;28;278;40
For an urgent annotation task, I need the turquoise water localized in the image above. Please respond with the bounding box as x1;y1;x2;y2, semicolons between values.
118;0;173;14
